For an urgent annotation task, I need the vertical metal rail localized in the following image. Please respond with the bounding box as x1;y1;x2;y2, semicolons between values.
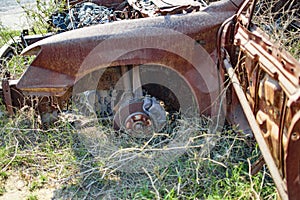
224;59;288;200
132;65;143;98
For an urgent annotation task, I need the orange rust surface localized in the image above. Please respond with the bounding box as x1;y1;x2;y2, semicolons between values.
219;1;300;198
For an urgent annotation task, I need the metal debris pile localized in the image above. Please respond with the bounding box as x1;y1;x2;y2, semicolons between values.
128;0;207;17
51;3;114;31
50;0;208;32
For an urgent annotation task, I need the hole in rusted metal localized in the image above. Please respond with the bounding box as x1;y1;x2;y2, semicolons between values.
291;132;300;141
261;121;268;134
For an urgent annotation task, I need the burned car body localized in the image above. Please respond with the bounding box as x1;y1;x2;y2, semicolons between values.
0;0;299;199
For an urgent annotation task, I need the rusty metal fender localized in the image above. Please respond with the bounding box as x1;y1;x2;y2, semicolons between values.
17;0;244;117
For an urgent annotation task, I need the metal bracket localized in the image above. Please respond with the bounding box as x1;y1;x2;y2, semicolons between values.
1;79;14;116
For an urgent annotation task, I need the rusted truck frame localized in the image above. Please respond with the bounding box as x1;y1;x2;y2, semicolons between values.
0;0;299;199
219;1;300;199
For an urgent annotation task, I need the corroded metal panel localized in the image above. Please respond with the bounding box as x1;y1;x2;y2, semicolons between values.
219;1;300;199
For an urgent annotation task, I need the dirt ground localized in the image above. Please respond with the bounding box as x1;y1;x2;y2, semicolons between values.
0;0;34;30
0;9;31;30
0;173;56;200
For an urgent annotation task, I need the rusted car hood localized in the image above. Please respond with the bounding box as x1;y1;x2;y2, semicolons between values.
17;0;243;96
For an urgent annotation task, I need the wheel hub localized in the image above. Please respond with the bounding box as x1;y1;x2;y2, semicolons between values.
114;97;166;138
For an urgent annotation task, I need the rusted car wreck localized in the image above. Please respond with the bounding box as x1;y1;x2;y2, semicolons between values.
0;0;299;199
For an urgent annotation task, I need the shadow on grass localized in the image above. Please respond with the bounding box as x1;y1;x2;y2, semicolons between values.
0;107;277;199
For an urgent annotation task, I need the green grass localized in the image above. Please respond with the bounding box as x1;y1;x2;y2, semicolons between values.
0;26;20;47
26;194;38;200
0;107;277;199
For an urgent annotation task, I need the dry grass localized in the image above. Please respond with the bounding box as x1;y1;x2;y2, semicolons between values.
0;107;277;199
253;0;300;60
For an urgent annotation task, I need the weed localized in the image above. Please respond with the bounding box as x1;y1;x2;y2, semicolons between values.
26;194;38;200
253;0;300;60
16;0;66;34
0;171;7;196
0;105;278;199
0;187;6;196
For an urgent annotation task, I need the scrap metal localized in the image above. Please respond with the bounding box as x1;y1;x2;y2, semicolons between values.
218;0;300;199
0;0;299;199
1;79;14;116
